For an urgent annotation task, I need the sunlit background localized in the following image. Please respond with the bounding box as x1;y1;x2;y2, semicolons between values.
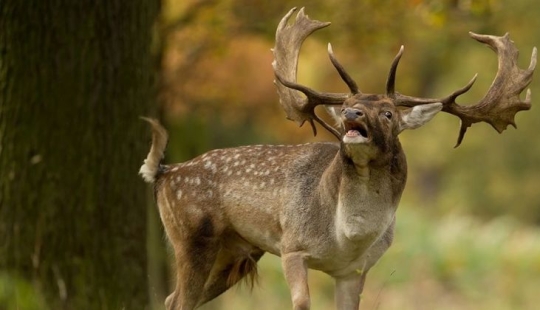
157;0;540;309
2;0;539;309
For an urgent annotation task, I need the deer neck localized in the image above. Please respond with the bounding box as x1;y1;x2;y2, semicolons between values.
319;142;407;247
320;142;407;195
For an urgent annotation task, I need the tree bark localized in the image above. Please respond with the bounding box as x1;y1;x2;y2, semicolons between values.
0;1;159;308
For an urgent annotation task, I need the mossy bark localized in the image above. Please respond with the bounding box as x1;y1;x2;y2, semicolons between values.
0;1;159;308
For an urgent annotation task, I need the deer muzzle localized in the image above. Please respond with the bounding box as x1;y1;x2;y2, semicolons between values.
342;108;370;143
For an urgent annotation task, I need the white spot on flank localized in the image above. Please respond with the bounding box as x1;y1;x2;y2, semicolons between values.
195;177;201;185
186;204;203;217
234;161;240;167
176;190;183;200
204;161;212;169
171;167;179;172
184;177;190;183
206;190;214;198
234;154;241;159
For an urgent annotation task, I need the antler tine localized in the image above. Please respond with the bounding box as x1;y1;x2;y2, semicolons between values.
395;33;536;147
386;46;404;98
328;43;360;94
396;75;478;107
272;8;350;139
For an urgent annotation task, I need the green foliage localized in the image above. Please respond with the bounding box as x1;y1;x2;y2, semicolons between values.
0;273;48;310
368;207;540;309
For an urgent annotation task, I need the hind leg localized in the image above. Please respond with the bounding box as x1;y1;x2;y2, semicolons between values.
165;221;221;310
165;241;220;310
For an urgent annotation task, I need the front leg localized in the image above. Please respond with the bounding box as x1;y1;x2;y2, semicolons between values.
335;271;367;310
282;252;310;310
334;217;394;310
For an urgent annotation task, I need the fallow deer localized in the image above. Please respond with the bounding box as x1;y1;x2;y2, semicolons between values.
140;7;536;310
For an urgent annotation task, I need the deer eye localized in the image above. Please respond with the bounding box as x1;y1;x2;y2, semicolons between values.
383;111;393;119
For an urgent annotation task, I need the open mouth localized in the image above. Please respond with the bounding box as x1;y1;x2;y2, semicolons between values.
344;122;369;140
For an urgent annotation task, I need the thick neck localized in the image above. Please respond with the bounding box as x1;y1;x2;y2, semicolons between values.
318;141;408;209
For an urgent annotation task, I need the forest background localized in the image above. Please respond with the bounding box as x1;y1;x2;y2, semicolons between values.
2;0;540;309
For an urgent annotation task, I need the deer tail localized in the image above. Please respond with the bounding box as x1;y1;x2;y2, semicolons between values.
139;117;168;183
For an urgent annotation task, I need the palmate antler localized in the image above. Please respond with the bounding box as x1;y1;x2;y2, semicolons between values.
272;7;353;139
391;33;537;146
272;7;537;146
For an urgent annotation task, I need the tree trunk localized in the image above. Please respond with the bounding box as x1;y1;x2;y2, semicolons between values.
0;1;159;309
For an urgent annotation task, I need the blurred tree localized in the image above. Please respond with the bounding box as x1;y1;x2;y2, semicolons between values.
0;0;159;309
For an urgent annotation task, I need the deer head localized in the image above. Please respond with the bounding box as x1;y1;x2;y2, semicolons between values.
272;8;536;148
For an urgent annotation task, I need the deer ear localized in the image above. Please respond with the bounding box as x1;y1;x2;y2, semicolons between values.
399;102;442;132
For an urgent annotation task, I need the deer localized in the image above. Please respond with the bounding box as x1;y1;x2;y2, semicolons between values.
140;7;536;310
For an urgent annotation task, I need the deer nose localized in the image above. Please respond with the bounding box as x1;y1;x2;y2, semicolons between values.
342;108;364;120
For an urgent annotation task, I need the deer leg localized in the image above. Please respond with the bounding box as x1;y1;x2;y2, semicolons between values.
165;214;221;310
334;271;368;310
166;241;220;310
282;252;310;310
196;249;265;307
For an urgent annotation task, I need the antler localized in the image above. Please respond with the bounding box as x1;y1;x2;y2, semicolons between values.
393;32;537;147
272;7;357;139
273;8;536;146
